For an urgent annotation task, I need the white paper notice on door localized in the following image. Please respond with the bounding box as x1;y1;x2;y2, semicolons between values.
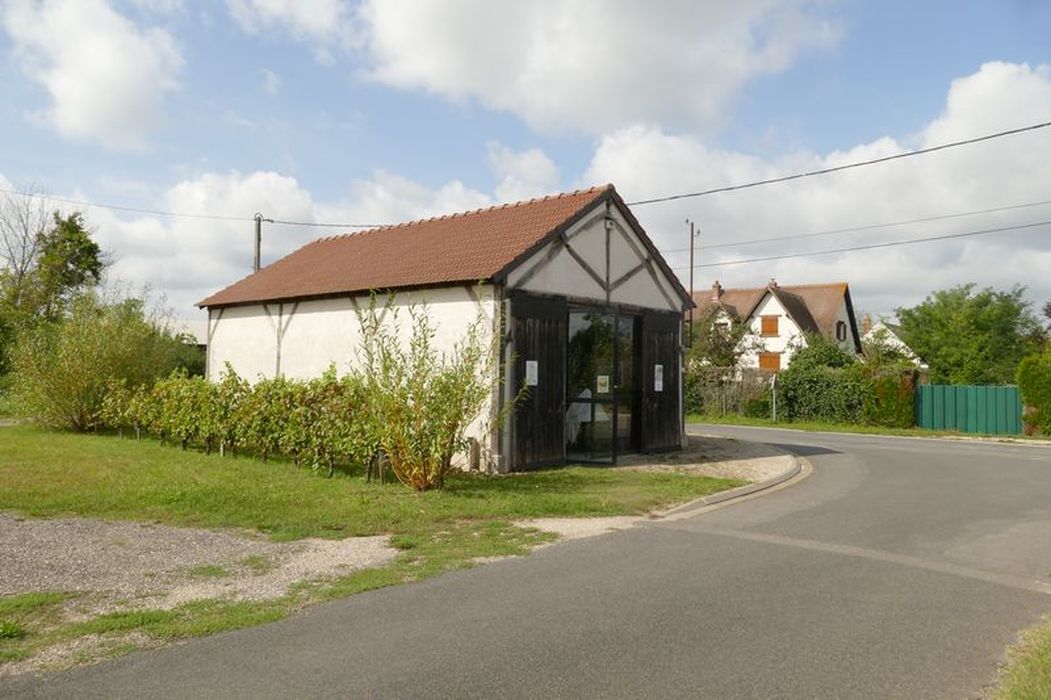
654;364;664;392
596;375;610;394
525;360;538;386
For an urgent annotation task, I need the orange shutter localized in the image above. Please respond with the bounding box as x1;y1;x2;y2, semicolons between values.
761;315;779;336
759;352;781;372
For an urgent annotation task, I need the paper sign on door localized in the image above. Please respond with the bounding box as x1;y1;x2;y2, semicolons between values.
654;364;664;392
596;375;610;394
525;360;538;386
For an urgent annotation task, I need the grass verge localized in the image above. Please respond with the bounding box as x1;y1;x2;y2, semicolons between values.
994;615;1051;700
0;425;740;673
688;414;1045;441
0;425;741;541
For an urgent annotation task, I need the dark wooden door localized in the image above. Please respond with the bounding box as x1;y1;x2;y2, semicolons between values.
511;293;567;470
640;311;682;452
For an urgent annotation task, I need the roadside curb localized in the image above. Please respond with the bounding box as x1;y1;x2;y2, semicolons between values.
654;447;805;520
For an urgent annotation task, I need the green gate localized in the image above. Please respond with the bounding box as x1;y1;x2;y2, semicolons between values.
914;385;1022;435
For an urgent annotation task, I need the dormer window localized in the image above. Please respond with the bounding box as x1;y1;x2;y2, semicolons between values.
761;315;779;337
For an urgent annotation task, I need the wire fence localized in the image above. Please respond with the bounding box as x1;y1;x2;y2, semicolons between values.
684;365;772;416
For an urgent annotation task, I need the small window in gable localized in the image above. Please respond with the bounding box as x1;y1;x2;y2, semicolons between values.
759;352;781;372
761;315;779;337
836;320;847;341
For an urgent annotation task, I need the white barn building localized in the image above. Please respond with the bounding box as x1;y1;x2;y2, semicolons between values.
199;185;693;471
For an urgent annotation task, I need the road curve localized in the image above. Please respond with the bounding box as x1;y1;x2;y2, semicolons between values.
4;425;1051;699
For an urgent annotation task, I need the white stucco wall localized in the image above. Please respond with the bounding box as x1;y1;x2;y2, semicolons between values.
507;202;681;312
737;293;805;370
206;284;501;466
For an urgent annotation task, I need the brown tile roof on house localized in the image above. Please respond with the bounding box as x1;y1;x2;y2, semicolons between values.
693;281;861;350
200;185;621;308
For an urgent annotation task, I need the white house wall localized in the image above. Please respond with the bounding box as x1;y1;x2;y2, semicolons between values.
207;285;501;466
738;292;805;369
507;201;681;312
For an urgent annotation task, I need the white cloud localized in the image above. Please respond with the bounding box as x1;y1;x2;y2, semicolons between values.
360;0;840;134
1;0;183;150
261;67;282;95
81;169;493;316
487;142;560;202
582;62;1051;317
226;0;356;61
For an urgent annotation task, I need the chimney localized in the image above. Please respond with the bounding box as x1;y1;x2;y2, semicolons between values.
862;314;873;335
768;278;778;289
711;280;723;302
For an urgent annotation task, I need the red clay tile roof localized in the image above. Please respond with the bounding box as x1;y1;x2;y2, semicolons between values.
693;281;861;350
199;185;616;308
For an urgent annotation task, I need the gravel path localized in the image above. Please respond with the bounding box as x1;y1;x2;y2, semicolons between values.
519;434;794;540
0;513;396;608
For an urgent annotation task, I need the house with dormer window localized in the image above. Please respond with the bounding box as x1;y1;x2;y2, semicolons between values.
691;279;862;372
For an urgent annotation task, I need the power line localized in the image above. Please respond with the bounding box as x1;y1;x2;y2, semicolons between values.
0;186;382;228
669;218;1051;270
269;218;381;229
661;197;1051;254
627;120;1051;207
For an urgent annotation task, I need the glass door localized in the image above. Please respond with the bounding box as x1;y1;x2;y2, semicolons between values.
566;310;615;462
565;309;639;463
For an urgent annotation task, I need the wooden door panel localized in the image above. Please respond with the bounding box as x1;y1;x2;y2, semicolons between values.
511;294;566;470
640;311;681;452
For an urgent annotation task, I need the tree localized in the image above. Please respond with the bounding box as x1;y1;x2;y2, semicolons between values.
9;292;200;431
896;284;1046;385
687;306;762;368
1;191;105;374
0;185;50;310
1044;300;1051;329
34;212;104;319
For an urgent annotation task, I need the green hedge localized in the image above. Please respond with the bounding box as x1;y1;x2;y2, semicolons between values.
1017;350;1051;435
100;366;376;476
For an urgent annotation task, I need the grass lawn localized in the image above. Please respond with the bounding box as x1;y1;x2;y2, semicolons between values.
0;425;740;541
0;425;742;672
994;615;1051;699
687;414;1045;441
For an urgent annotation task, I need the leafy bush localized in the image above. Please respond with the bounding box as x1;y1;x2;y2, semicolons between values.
1017;350;1051;435
742;396;771;419
777;364;868;423
861;367;917;428
10;294;195;431
357;300;497;491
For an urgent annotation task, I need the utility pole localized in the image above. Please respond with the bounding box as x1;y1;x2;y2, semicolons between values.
686;218;700;344
253;212;273;272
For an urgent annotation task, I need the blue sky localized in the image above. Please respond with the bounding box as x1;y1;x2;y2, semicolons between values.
2;0;1051;320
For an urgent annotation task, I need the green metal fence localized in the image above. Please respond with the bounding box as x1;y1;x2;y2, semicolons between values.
914;384;1022;435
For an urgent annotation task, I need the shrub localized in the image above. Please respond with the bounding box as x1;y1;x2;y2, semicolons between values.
1017;350;1051;435
776;364;868;423
10;294;192;431
861;366;917;428
357;299;497;491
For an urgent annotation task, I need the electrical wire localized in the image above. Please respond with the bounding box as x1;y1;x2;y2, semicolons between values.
660;197;1051;254
668;218;1051;270
0;186;382;228
3;119;1049;230
627;120;1051;207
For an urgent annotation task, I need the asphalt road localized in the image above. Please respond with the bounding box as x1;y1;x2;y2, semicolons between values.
5;426;1051;699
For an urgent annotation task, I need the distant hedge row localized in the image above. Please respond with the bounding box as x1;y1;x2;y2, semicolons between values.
685;335;918;428
1017;349;1051;435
